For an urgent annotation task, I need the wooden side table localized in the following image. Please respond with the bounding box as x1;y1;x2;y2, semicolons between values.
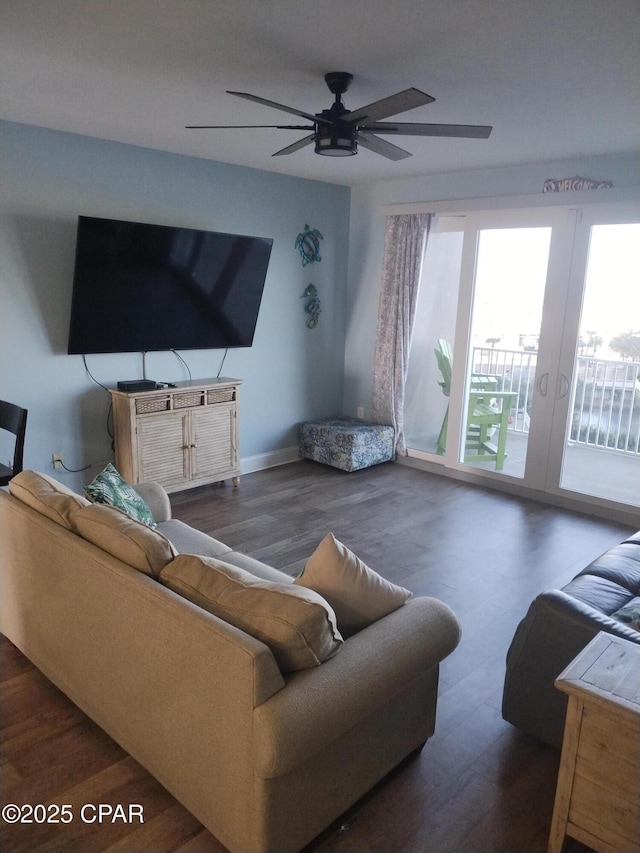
548;631;640;853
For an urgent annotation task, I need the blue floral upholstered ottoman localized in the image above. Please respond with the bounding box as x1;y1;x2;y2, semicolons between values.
298;417;395;472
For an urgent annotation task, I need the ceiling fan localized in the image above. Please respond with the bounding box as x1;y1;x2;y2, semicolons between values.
186;71;492;160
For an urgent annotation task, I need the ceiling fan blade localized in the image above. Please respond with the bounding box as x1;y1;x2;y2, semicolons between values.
345;88;435;124
226;91;332;126
362;121;492;138
272;134;316;157
186;124;314;130
357;132;412;161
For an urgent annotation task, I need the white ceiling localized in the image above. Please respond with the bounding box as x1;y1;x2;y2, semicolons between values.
2;0;639;187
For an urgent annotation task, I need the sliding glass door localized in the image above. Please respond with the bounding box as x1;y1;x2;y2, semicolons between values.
405;200;640;512
550;209;640;506
458;221;554;478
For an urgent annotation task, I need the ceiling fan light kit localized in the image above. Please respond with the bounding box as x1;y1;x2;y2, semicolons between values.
314;124;358;157
187;71;492;161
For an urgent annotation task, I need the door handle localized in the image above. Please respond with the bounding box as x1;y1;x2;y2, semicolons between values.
536;372;549;397
556;373;570;399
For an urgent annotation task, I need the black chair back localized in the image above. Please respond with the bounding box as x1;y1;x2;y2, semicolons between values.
0;400;28;487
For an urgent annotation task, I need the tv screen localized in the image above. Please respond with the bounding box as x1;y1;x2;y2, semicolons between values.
67;216;273;354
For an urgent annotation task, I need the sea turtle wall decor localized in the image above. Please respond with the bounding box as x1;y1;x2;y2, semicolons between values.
301;284;321;328
295;224;323;266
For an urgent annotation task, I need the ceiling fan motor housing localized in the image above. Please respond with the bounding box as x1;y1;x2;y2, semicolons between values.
314;106;357;156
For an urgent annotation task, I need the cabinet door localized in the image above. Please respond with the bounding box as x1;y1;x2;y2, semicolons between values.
191;404;237;480
137;413;189;487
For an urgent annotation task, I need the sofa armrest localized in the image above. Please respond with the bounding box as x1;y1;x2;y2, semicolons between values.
133;481;172;523
253;596;460;778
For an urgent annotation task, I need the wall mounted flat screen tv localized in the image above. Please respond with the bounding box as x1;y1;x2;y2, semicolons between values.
67;216;273;354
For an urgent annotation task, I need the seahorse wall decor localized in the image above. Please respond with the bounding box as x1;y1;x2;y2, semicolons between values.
301;284;321;329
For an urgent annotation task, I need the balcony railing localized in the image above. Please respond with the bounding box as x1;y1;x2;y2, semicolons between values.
569;357;640;455
471;347;537;435
471;347;640;456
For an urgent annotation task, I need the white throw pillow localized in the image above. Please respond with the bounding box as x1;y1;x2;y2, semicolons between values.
294;533;412;637
160;554;343;673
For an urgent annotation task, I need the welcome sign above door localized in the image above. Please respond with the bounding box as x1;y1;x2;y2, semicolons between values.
543;175;613;192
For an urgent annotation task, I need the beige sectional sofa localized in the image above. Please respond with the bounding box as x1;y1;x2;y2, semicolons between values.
1;471;461;853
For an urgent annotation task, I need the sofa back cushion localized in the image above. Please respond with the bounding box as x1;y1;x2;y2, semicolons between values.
71;503;176;576
160;554;343;673
9;470;90;529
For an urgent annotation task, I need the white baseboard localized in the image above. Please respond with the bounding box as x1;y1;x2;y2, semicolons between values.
240;446;300;474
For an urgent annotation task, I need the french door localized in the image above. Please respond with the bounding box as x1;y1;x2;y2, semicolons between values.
405;200;640;512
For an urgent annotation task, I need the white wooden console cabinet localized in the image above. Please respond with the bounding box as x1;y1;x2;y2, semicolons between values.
110;378;241;494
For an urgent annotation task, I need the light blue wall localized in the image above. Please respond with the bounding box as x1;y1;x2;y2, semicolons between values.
0;121;350;489
344;153;640;417
3;120;637;491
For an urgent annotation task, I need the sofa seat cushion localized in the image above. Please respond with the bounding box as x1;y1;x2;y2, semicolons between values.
294;533;412;638
156;520;293;585
157;519;233;559
71;503;176;577
9;470;90;529
159;554;343;673
84;463;157;527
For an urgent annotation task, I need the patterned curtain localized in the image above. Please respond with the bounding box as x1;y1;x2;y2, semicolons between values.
371;213;431;455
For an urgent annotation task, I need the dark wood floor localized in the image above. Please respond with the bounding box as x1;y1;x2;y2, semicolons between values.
2;461;635;853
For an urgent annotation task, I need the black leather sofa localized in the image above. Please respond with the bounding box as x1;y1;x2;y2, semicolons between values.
502;530;640;748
